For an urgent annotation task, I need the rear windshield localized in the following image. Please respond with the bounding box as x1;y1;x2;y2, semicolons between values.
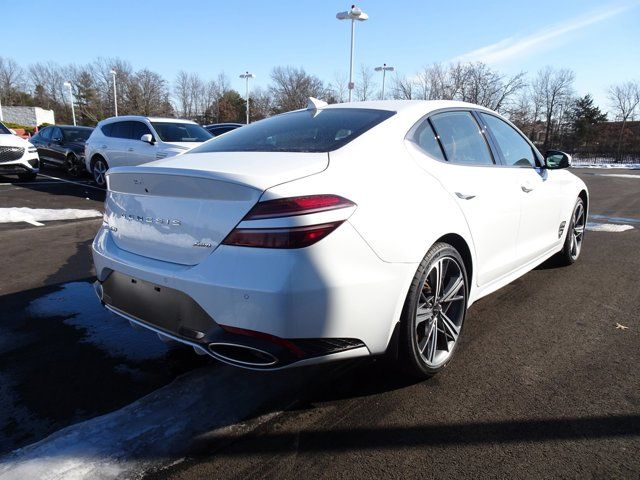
189;108;395;154
62;128;93;142
151;122;212;143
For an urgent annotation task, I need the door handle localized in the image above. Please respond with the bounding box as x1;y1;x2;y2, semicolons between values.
521;185;534;193
128;148;134;152
455;192;476;200
101;145;107;149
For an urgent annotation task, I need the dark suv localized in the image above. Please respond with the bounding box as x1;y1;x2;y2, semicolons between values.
30;125;94;176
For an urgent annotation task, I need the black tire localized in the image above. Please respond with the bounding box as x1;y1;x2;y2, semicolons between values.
398;242;469;379
66;153;80;177
17;171;37;182
555;197;585;266
91;156;108;187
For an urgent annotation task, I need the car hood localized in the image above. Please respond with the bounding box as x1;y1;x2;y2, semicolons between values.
0;133;31;148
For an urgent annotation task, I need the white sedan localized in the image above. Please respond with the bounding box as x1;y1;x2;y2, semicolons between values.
92;100;587;378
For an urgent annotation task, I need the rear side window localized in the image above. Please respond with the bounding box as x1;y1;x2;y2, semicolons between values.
40;127;53;140
480;113;536;167
101;123;113;137
412;120;446;161
189;108;395;154
430;111;494;166
111;121;132;139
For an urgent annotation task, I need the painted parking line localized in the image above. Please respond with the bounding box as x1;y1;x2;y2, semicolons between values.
590;214;640;224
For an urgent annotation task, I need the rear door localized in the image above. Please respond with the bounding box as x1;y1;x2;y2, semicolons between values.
49;127;66;165
107;121;134;167
478;112;565;263
411;110;523;286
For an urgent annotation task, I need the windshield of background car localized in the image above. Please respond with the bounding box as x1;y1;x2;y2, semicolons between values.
189;108;396;153
62;128;93;142
0;123;11;134
151;122;212;142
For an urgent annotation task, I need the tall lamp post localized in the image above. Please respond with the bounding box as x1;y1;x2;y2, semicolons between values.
374;64;394;99
63;81;76;126
0;95;3;122
110;69;118;116
336;5;369;102
239;71;254;124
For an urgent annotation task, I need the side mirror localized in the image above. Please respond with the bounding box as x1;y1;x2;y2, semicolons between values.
544;150;572;169
140;133;155;144
52;137;63;144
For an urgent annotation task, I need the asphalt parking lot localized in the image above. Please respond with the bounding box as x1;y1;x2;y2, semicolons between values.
0;167;638;479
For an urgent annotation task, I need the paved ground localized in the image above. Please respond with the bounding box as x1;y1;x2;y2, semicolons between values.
0;167;638;478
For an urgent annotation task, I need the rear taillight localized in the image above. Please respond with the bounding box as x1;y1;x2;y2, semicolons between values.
222;195;355;249
243;195;355;219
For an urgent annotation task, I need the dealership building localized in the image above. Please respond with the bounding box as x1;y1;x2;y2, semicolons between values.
1;106;55;127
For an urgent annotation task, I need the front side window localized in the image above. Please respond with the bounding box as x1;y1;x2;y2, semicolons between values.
51;127;63;141
131;121;152;141
430;111;494;166
189;108;395;154
151;122;212;143
480;113;536;167
40;127;53;141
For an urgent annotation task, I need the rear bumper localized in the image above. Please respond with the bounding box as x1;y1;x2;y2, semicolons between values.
92;221;416;369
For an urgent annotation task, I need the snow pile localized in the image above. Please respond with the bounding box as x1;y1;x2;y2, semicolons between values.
586;222;634;232
0;366;310;480
591;173;640;179
571;163;640;169
0;208;102;226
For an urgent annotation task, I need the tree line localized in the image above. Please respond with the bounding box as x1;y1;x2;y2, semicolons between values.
1;55;638;157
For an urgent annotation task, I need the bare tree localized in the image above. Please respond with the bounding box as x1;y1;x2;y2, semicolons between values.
327;71;348;103
532;67;575;149
608;80;640;158
355;64;375;101
0;57;25;105
270;66;325;113
391;73;414;100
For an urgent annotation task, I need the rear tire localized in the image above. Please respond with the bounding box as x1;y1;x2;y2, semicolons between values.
555;197;585;266
397;242;469;379
92;156;108;187
17;171;37;182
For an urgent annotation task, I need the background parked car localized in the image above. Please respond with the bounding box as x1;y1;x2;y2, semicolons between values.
0;122;39;181
204;123;243;137
84;116;213;186
30;125;94;177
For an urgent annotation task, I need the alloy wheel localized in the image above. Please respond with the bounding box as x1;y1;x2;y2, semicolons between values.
570;202;585;261
93;159;107;186
415;256;466;368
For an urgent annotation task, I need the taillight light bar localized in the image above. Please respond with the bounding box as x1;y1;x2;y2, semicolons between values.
222;195;355;249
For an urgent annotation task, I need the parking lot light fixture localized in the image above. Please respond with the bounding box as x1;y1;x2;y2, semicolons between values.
0;95;3;122
110;69;118;117
239;72;255;124
374;64;394;99
63;81;76;126
336;5;369;102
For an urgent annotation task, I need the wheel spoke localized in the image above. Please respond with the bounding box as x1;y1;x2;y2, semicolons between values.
427;321;437;361
440;311;459;342
441;273;464;304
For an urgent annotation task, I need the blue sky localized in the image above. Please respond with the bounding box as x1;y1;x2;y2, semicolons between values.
3;0;639;110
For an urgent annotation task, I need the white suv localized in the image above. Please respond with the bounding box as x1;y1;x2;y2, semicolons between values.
0;122;39;181
84;116;212;186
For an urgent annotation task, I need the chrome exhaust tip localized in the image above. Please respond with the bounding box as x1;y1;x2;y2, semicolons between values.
208;342;279;367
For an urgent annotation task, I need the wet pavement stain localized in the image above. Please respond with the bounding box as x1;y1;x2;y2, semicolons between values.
0;280;210;454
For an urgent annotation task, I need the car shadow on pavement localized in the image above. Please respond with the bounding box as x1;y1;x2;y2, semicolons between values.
0;171;105;203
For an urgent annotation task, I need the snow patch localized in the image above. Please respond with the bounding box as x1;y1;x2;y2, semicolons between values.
586;222;634;232
27;282;170;361
591;173;640;179
0;208;102;226
571;163;640;169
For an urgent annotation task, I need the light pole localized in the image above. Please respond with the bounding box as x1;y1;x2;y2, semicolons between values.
374;64;394;99
0;95;3;122
63;81;76;126
239;72;254;124
110;69;118;116
336;5;369;102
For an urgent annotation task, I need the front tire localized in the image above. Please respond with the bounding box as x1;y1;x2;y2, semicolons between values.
398;242;469;379
92;156;108;187
66;153;81;177
556;197;585;266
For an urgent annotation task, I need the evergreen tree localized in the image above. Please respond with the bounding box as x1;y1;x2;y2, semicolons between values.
570;94;607;150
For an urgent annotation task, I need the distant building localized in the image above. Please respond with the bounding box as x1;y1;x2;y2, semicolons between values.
1;106;55;127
